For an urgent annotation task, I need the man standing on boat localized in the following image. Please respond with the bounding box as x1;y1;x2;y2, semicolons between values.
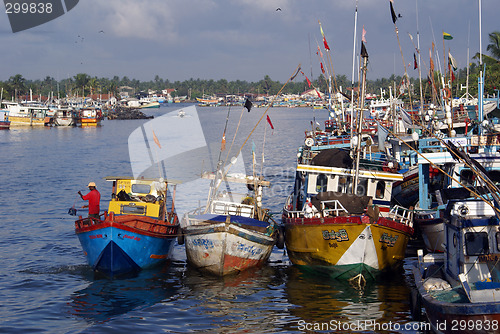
78;182;101;219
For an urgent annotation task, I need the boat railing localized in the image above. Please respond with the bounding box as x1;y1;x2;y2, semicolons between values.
320;200;349;217
388;205;414;227
283;209;306;219
211;200;254;218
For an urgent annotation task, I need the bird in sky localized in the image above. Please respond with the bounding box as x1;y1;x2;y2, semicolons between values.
276;8;281;11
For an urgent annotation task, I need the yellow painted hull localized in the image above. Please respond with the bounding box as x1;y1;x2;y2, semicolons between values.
9;116;46;126
284;218;411;280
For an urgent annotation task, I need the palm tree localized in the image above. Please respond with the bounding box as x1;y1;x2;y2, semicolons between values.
8;74;26;100
486;31;500;61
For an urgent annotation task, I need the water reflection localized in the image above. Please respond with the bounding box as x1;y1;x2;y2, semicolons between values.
284;266;412;331
68;265;178;323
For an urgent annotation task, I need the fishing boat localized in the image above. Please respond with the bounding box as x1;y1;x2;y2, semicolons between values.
181;170;279;276
282;147;413;283
77;107;102;127
52;106;77;126
74;177;179;278
282;40;414;285
0;109;10;129
412;197;500;333
3;101;52;126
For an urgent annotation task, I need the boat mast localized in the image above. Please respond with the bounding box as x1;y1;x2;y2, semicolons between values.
350;0;359;136
353;42;368;193
416;0;424;116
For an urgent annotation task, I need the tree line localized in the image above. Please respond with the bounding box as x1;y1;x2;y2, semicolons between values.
2;32;499;103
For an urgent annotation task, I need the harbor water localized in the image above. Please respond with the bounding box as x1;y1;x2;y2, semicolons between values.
0;104;424;333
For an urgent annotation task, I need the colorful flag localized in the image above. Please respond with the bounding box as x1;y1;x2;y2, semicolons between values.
390;1;397;24
221;132;226;151
319;21;330;51
448;51;458;71
451;69;456;82
443;32;453;40
362;25;367;43
320;62;325;74
414;53;418;69
266;115;274;131
152;130;161;149
244;98;253;112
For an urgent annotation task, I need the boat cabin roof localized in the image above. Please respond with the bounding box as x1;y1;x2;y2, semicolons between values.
104;176;182;184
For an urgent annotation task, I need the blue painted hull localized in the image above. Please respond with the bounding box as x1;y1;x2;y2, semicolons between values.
76;221;177;278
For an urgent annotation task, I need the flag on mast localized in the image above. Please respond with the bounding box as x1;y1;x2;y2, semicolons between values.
443;32;453;40
389;0;398;24
152;130;161;149
362;25;367;43
414;53;418;69
319;21;330;51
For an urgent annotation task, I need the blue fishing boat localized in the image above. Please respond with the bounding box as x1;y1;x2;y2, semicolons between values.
75;177;179;278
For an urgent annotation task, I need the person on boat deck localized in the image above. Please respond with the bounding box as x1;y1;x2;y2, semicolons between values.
78;182;101;219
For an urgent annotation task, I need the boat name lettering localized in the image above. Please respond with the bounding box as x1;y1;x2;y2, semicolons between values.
478;253;500;262
124;234;141;241
192;238;214;249
379;233;398;247
322;229;349;242
89;234;102;239
236;243;263;256
401;177;418;189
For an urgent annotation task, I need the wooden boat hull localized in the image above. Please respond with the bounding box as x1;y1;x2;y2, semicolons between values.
8;115;46;126
412;266;500;334
75;215;178;278
183;214;276;276
0;121;10;129
283;216;412;280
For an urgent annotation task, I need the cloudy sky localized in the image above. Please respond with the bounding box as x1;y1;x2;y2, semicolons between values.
0;0;497;83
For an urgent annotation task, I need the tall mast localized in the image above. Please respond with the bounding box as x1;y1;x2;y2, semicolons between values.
416;0;424;115
350;0;358;136
353;42;368;193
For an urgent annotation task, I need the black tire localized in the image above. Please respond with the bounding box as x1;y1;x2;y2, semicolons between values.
276;226;285;249
177;232;185;245
409;287;422;321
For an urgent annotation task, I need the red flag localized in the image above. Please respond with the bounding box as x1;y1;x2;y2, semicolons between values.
451;71;456;82
266;115;274;130
315;89;322;99
413;53;418;69
320;62;325;74
362;25;367;43
323;37;330;51
152;130;161;149
301;71;312;87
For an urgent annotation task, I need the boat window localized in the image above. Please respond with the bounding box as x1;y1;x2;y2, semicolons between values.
465;232;489;256
316;174;328;193
337;176;352;193
460;169;475;187
356;178;368;196
375;181;385;199
131;183;151;194
488;170;500;185
120;204;146;215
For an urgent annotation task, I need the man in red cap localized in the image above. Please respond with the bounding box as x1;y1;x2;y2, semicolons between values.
78;182;101;219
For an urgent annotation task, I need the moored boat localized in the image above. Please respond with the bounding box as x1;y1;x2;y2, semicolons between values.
282;148;414;283
0;109;10;129
412;198;500;333
3;101;52;126
74;177;179;278
77;107;103;127
181;170;279;277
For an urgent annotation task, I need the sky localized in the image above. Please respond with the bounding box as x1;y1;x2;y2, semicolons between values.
0;0;498;84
